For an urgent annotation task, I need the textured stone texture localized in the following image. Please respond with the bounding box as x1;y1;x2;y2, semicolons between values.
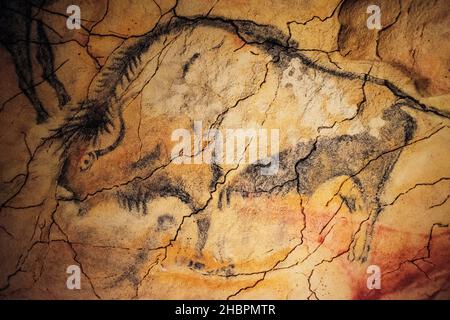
0;0;449;299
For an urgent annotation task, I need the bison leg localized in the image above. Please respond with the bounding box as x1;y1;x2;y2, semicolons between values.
36;20;70;108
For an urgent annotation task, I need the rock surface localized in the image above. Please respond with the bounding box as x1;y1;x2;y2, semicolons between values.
0;0;449;299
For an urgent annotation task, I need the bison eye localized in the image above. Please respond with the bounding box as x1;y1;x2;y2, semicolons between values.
79;152;96;172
